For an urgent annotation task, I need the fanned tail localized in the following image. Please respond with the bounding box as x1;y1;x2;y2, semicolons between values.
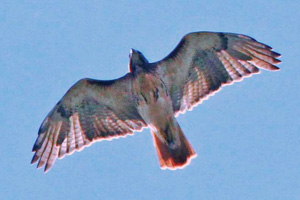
152;124;197;170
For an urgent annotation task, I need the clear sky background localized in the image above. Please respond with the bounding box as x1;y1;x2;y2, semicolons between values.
0;1;299;200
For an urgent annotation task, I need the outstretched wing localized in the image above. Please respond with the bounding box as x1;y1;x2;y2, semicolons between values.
154;32;281;116
31;74;147;172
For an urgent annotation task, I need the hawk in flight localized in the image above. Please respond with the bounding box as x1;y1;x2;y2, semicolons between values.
31;32;281;172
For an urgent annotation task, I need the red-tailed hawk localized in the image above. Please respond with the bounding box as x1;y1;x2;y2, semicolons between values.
31;32;281;172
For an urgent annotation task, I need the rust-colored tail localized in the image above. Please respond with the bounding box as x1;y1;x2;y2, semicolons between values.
152;124;197;170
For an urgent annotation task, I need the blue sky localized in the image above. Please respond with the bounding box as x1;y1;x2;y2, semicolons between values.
1;1;299;200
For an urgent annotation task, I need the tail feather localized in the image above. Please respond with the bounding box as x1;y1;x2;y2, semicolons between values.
152;124;197;170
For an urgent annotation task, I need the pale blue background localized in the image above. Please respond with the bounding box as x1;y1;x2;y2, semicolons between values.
1;1;299;200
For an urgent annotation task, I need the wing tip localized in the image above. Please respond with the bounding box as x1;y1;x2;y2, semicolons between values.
273;51;281;58
31;154;39;164
44;163;52;173
37;159;45;169
264;63;281;71
271;65;280;71
32;144;40;152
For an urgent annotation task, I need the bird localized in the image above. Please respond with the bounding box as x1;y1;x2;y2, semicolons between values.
31;31;281;172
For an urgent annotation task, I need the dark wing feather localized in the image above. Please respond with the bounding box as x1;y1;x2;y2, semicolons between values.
153;32;281;115
31;74;147;172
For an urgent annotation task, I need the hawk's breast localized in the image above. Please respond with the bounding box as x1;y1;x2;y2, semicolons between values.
133;72;174;129
133;73;167;105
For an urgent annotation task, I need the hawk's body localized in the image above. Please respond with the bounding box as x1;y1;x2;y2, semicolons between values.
133;68;196;168
31;32;281;172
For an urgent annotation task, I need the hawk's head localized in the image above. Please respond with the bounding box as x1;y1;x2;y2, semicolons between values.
129;48;149;73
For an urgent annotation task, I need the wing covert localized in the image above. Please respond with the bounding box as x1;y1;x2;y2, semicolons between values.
31;73;147;172
154;32;281;115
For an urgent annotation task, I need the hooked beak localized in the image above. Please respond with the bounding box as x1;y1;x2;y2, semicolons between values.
130;48;137;53
130;48;137;57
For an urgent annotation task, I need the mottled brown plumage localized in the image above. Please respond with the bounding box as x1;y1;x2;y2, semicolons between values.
32;31;281;172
